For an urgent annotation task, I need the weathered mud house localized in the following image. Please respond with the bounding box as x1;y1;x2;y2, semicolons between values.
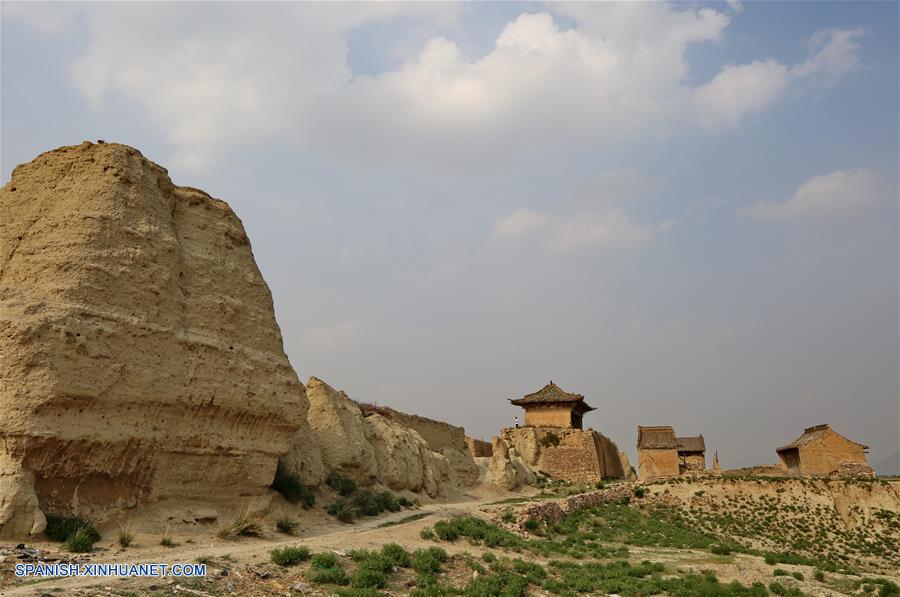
776;424;873;477
637;425;708;479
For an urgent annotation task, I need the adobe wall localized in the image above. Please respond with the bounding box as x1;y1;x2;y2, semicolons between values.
638;448;680;480
595;433;626;479
356;404;466;452
465;436;493;458
523;405;573;428
681;453;706;473
798;433;870;477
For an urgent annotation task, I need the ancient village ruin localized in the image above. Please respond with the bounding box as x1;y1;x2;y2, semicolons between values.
776;424;874;478
486;382;628;488
636;425;708;480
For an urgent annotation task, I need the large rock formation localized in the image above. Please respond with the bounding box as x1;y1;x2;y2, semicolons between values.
281;377;478;497
0;142;307;537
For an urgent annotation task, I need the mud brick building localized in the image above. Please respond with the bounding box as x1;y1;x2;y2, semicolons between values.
776;424;873;477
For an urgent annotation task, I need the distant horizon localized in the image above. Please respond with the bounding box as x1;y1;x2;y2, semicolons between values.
3;1;897;473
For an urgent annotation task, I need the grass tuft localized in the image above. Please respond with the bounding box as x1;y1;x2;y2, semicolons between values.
216;504;266;540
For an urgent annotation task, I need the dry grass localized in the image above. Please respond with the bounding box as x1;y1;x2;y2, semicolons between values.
117;524;135;548
216;504;266;540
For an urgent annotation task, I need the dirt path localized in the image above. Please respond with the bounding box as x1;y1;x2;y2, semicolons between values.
2;493;507;596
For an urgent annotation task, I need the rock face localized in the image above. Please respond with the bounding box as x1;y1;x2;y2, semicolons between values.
281;377;478;497
486;435;536;491
0;142;307;537
619;451;637;481
487;427;626;489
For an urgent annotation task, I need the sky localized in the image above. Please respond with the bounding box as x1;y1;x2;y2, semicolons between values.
2;1;898;472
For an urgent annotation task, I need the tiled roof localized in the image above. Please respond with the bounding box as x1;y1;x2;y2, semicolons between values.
676;435;705;453
509;381;595;411
776;424;869;453
637;425;677;449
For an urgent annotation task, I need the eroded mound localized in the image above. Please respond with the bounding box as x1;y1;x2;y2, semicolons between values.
0;142;307;537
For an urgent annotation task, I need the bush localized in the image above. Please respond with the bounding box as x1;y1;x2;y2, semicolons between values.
523;518;540;532
65;526;98;553
350;567;386;589
633;486;646;498
326;473;358;497
769;582;805;596
312;552;341;569
773;568;790;577
271;545;310;566
45;516;100;543
419;527;435;540
271;462;315;508
276;513;299;535
710;544;732;555
382;543;411;567
310;566;349;585
412;547;448;575
327;488;410;523
539;432;561;448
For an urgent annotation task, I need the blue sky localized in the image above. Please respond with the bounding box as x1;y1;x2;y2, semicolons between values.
2;1;897;471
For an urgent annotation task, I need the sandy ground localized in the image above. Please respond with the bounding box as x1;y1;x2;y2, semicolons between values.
1;487;516;596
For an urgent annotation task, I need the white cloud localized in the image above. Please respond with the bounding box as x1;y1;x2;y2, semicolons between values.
693;59;791;131
550;209;661;253
302;321;362;349
4;4;864;170
493;207;673;253
726;0;744;14
740;169;878;221
793;28;865;83
493;208;546;239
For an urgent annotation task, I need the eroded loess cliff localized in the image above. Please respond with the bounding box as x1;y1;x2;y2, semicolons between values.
281;377;480;497
0;142;307;537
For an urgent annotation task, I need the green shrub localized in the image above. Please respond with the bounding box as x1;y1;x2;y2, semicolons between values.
523;518;540;532
710;543;733;555
328;488;410;523
412;547;448;575
65;526;98;553
381;543;411;567
633;486;646;498
773;568;790;576
769;581;805;596
310;566;349;585
351;567;387;589
312;552;341;569
419;527;435;540
270;546;310;566
271;462;315;507
326;473;358;497
501;509;516;524
539;432;561;448
45;516;100;543
276;513;299;535
335;589;385;597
